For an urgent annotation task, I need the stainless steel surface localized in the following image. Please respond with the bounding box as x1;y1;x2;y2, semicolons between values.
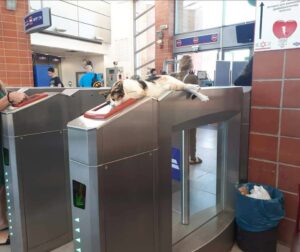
16;87;110;96
157;88;242;252
172;211;235;252
180;130;189;225
69;160;101;252
172;123;228;245
101;152;156;252
17;132;69;250
1;88;108;252
68;86;243;252
239;87;251;182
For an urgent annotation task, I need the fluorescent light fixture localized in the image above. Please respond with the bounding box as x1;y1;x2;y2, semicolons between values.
55;27;67;33
94;36;104;42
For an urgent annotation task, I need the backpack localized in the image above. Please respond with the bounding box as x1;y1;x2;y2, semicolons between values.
91;73;103;88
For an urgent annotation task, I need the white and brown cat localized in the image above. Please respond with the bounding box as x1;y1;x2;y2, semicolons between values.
109;75;209;106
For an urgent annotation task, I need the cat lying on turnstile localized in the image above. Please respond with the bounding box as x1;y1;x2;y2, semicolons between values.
108;75;209;106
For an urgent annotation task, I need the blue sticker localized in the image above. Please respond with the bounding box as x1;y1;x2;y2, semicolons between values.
172;147;181;181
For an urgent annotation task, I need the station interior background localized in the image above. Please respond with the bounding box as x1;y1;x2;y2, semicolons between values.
0;0;300;250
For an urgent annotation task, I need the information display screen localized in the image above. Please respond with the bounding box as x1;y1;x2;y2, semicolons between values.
73;180;86;210
2;148;9;166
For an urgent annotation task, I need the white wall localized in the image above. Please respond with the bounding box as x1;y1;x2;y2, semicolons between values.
30;0;111;43
61;55;104;87
104;1;134;79
31;33;110;55
30;0;135;86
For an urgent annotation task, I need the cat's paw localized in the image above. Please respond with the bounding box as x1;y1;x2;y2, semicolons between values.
194;92;209;102
183;85;209;102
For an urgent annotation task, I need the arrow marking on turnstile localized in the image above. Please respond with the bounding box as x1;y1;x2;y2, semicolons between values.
76;238;81;243
76;249;81;252
75;218;80;223
259;2;264;39
75;228;80;233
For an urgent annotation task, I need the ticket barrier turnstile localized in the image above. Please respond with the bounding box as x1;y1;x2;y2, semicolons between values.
68;87;243;252
1;88;109;252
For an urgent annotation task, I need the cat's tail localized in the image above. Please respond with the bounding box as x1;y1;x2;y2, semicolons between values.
183;84;209;102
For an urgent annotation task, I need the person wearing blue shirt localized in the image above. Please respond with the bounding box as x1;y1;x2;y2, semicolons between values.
79;65;104;87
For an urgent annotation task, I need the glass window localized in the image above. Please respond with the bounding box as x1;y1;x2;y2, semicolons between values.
175;0;223;34
177;50;219;81
224;48;251;61
223;0;256;26
134;0;155;76
136;26;155;51
135;0;155;17
136;61;155;79
136;7;155;34
172;123;224;244
136;43;155;69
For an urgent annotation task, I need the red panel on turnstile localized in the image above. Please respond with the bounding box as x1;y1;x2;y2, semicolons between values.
84;99;137;119
13;93;48;107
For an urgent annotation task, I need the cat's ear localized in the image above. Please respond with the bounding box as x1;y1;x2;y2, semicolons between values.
102;90;111;100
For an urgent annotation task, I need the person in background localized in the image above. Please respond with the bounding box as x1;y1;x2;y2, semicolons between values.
150;68;157;77
172;55;202;165
0;80;27;245
234;57;253;86
146;68;158;82
79;63;104;87
48;67;64;87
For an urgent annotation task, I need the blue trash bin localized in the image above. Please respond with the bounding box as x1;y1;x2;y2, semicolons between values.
235;183;285;252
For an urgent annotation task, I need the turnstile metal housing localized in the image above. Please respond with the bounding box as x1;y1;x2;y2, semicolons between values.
68;87;243;252
1;88;109;252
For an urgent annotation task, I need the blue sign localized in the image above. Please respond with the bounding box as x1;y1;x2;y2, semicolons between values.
172;148;181;181
24;8;51;34
176;33;218;48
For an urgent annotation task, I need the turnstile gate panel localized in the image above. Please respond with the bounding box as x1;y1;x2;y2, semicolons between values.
68;99;157;252
1;88;109;252
68;87;243;252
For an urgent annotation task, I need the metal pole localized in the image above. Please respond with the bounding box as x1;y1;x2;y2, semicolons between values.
181;129;190;225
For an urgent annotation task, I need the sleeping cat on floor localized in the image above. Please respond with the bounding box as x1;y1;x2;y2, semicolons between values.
109;75;209;106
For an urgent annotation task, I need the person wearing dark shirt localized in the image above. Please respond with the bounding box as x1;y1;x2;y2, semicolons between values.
146;68;158;82
48;67;64;87
234;57;253;86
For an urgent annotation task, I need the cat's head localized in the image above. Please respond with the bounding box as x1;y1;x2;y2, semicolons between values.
108;79;148;106
109;80;127;106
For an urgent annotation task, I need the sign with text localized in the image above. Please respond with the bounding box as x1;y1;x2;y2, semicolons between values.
24;8;52;34
254;0;300;51
176;33;218;48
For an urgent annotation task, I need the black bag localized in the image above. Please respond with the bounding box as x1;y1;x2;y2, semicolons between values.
91;73;103;88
